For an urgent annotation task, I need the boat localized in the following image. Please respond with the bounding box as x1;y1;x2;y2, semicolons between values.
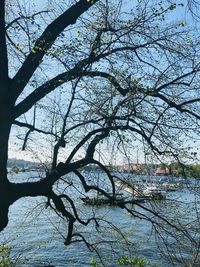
80;194;125;206
142;186;166;200
80;192;146;205
115;180;166;200
161;182;177;191
115;180;143;196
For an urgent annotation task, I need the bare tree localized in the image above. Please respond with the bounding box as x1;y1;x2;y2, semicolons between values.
0;0;200;265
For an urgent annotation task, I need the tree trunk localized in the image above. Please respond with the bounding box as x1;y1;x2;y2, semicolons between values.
0;114;12;230
0;117;52;230
0;123;11;184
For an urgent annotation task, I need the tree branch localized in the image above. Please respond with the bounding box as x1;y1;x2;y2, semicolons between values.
82;70;129;96
152;92;200;120
0;0;9;89
13;120;59;139
11;0;99;100
5;10;49;30
50;191;75;245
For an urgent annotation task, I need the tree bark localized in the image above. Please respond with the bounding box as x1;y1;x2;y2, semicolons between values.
0;122;11;184
0;117;12;230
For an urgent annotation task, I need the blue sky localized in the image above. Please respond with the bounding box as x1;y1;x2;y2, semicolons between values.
8;0;200;164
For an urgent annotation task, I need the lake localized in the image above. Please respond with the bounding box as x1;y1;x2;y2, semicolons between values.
0;171;199;266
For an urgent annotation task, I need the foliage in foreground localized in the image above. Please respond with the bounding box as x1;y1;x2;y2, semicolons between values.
0;245;15;267
90;256;158;267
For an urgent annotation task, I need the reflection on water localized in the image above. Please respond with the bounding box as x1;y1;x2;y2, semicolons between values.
0;171;199;266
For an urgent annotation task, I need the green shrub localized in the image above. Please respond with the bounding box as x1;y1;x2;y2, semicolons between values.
90;256;158;267
0;245;15;267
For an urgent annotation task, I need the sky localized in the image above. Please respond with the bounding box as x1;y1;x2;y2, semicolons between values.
8;0;200;165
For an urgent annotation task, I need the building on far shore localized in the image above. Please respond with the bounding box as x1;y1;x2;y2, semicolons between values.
116;163;170;176
154;166;170;176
